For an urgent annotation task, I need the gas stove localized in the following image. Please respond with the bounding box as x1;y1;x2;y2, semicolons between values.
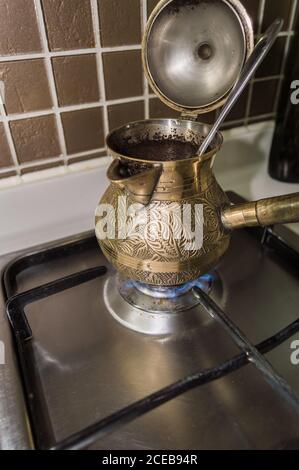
1;192;299;450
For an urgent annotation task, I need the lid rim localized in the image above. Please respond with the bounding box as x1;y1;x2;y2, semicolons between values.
142;0;254;116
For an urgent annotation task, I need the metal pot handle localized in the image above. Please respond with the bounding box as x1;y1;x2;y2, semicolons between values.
221;193;299;230
107;159;162;206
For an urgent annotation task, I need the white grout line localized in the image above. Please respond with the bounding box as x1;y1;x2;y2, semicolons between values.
0;102;21;176
47;101;103;114
0;32;292;62
273;0;298;112
247;113;277;124
102;44;142;52
244;0;266;125
0;156;110;189
0;31;294;63
221;114;276;131
0;45;142;63
0;146;107;176
105;94;147;106
254;31;295;40
0;53;46;62
278;30;295;37
90;0;110;137
3;109;55;122
20;156;64;170
141;0;149;119
253;75;283;83
220;118;248;128
288;0;298;30
34;0;68;167
66;147;106;160
22;147;106;167
0;95;157;123
256;0;266;39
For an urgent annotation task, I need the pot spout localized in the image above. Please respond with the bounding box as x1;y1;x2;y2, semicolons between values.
107;159;162;206
222;193;299;230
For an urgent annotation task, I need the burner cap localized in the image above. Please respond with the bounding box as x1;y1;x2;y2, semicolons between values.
103;273;223;336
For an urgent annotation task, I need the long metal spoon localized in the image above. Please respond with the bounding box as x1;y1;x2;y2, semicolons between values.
198;18;284;156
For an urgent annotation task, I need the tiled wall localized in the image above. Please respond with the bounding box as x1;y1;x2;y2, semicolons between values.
0;0;298;180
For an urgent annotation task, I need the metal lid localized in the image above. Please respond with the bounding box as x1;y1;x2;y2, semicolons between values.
142;0;254;115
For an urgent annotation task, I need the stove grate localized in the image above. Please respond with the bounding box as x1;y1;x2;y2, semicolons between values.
4;224;299;450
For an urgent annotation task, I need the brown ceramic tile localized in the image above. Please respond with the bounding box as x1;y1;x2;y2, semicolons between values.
262;0;293;32
149;97;217;122
0;169;17;179
149;98;180;119
256;37;286;78
250;79;279;116
108;101;144;130
0;123;13;167
52;55;100;106
68;150;106;165
295;6;299;31
21;161;64;175
147;0;160;16
198;111;217;125
61;108;104;154
10;115;61;163
241;0;260;33
103;50;143;100
0;0;42;55
0;59;52;115
98;0;141;47
42;0;95;51
226;84;250;121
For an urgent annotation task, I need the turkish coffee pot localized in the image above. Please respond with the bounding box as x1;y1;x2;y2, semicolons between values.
95;0;299;287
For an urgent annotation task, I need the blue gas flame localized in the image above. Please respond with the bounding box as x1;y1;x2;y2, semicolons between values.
126;273;216;299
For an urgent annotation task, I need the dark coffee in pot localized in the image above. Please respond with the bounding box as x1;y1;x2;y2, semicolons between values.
122;139;199;161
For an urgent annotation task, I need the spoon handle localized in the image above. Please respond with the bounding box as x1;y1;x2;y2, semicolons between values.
198;18;284;157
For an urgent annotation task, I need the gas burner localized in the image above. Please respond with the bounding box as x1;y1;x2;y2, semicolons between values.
131;275;214;300
103;272;223;336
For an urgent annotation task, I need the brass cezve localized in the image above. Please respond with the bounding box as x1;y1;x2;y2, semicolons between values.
95;119;299;287
95;0;299;287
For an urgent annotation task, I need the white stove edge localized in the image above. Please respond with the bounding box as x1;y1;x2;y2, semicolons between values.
0;120;299;257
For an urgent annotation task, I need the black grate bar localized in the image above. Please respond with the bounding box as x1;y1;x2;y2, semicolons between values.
6;266;107;341
5;252;299;450
3;234;97;298
52;317;299;450
4;215;299;450
196;287;299;415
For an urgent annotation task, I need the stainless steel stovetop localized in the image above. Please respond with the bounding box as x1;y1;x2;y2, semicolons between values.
1;193;299;450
